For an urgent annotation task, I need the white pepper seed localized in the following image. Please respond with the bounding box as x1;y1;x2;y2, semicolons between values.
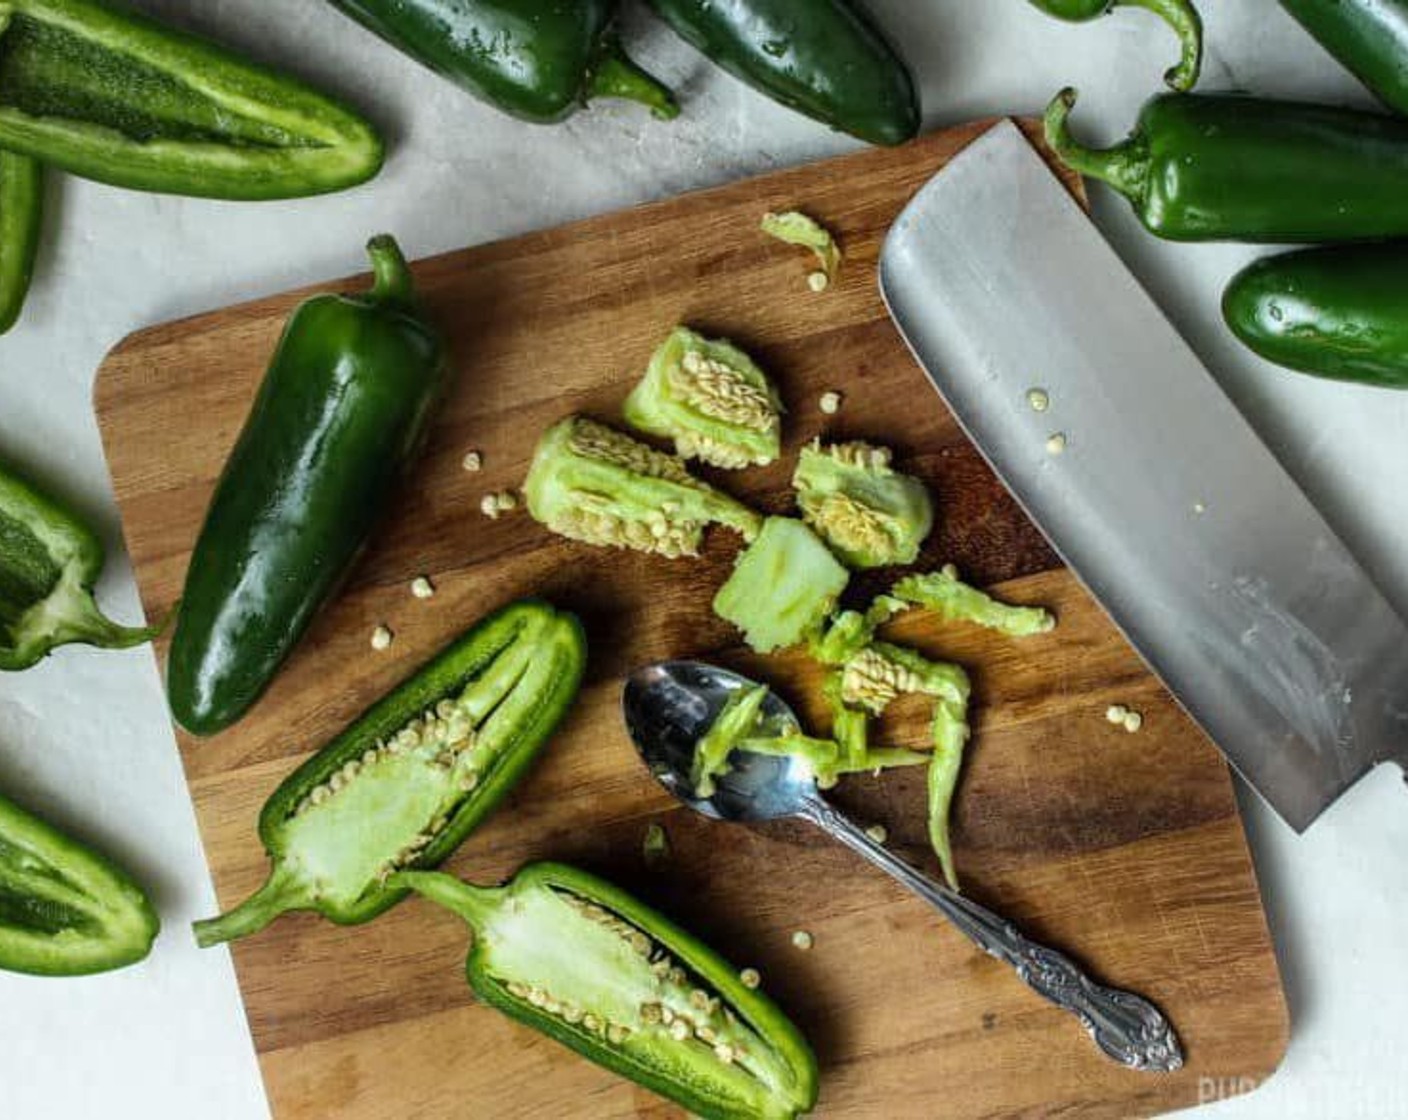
461;450;483;472
739;968;761;990
714;1043;736;1065
1027;387;1050;412
791;930;814;951
696;1026;717;1044
690;990;710;1010
818;390;843;415
1124;711;1144;733
371;624;393;651
480;494;502;519
807;270;829;293
411;576;435;600
1105;705;1129;725
865;824;888;845
1046;432;1068;456
496;490;519;512
669;1019;691;1042
583;1014;601;1032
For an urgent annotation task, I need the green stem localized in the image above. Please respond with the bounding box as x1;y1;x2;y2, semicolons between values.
392;870;501;930
51;588;162;651
1043;87;1150;207
365;234;416;310
193;870;302;948
1121;0;1203;91
590;45;680;121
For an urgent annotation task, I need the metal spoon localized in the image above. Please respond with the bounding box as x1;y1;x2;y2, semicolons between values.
622;660;1184;1073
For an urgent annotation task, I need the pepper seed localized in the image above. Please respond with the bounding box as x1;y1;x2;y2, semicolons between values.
739;968;761;990
371;624;393;651
411;575;435;600
791;930;814;951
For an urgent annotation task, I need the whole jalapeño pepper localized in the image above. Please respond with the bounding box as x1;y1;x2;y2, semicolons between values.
0;0;383;200
644;0;919;146
328;0;678;123
0;150;41;334
193;601;587;947
1046;87;1408;242
0;787;159;976
1025;0;1203;91
1223;244;1408;389
1280;0;1408;117
0;458;159;671
168;235;449;736
397;864;820;1120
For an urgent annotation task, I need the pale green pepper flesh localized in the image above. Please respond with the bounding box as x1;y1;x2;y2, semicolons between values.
892;566;1056;636
624;327;783;470
713;517;849;653
525;415;762;558
793;440;934;569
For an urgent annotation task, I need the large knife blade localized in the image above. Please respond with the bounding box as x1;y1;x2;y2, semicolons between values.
880;120;1408;830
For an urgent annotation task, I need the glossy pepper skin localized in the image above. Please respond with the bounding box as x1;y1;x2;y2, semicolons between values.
1046;87;1408;243
0;788;159;976
644;0;919;146
168;236;448;736
193;601;587;947
0;0;383;199
0;459;159;671
1223;244;1408;389
1280;0;1408;117
0;150;40;333
329;0;678;123
397;864;820;1120
1026;0;1202;90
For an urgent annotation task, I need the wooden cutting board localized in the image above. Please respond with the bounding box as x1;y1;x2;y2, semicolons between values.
96;118;1288;1119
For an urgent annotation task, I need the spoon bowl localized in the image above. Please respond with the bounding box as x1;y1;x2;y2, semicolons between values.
623;660;823;824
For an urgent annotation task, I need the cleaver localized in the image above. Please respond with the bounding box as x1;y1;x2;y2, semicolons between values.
880;119;1408;831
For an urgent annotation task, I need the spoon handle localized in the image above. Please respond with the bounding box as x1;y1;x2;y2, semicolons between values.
799;797;1183;1072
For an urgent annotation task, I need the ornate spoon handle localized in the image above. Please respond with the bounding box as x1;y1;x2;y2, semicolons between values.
801;797;1183;1072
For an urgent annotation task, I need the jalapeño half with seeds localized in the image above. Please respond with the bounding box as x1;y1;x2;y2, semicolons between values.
397;865;820;1120
193;600;586;948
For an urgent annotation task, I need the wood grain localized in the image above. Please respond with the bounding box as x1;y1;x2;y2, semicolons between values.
95;119;1288;1119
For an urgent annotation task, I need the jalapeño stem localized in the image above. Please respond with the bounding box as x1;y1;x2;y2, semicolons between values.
392;870;504;929
590;45;681;121
366;234;417;311
1044;88;1151;208
1124;0;1203;90
192;870;302;948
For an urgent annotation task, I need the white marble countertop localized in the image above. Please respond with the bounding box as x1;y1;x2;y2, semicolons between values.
2;2;1406;1117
